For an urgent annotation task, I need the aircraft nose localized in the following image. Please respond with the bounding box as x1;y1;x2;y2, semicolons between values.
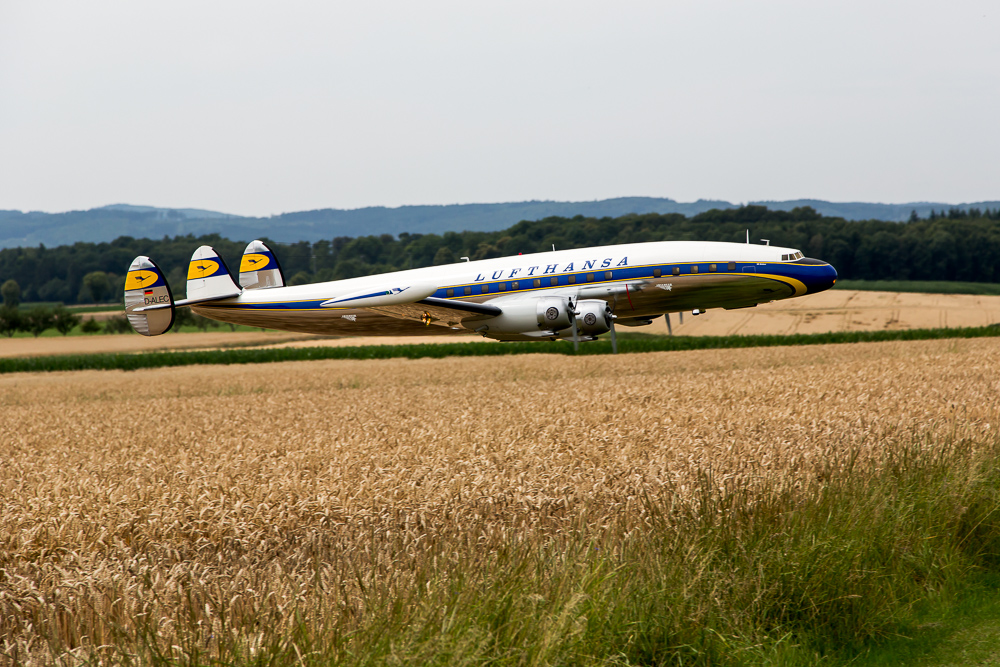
804;260;838;295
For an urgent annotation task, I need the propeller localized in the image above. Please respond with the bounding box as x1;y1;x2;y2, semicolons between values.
609;313;618;354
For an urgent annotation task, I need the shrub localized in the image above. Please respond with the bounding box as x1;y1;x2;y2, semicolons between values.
103;315;133;334
0;306;22;337
52;306;81;335
23;306;54;337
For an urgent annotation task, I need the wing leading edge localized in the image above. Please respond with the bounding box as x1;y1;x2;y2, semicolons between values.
365;297;500;328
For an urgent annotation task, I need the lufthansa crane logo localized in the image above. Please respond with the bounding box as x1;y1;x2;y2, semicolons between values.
187;260;220;280
125;270;158;291
240;253;270;272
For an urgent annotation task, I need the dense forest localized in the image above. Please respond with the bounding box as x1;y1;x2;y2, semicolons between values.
1;206;998;305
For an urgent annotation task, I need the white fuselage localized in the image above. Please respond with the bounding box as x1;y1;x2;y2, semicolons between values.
192;240;837;339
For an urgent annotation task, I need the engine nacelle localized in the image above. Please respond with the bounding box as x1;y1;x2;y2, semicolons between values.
477;297;574;335
575;299;612;336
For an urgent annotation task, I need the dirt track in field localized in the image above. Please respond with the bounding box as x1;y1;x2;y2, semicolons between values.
646;289;1000;336
0;330;311;358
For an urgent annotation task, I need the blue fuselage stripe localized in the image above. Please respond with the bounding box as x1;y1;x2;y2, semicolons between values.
198;261;832;312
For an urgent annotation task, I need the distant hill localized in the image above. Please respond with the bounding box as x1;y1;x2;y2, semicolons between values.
1;197;998;249
749;199;1000;223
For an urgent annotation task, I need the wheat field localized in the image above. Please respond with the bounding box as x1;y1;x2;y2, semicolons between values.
2;339;999;664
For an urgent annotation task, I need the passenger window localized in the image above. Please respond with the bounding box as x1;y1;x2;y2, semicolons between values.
533;278;541;288
691;266;698;274
653;268;662;278
728;262;735;270
464;286;472;295
709;264;717;272
446;288;454;297
511;281;519;290
605;271;612;280
672;267;680;276
586;273;595;282
567;275;576;284
499;282;507;291
482;285;489;294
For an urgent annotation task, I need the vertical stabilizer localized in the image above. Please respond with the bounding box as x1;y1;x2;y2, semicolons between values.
124;256;175;336
187;246;241;301
239;240;285;289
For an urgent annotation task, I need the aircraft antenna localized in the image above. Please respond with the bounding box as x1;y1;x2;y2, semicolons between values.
461;256;470;262
746;229;749;244
761;239;770;246
552;244;556;251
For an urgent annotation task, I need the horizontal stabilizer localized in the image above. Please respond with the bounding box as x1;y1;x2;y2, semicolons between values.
187;246;241;302
240;240;285;289
320;283;437;309
124;256;174;336
133;291;241;313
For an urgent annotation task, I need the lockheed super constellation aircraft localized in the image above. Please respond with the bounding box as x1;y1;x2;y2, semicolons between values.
124;239;837;349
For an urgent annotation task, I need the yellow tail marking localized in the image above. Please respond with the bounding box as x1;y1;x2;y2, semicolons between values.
125;270;158;291
187;259;220;280
240;253;269;272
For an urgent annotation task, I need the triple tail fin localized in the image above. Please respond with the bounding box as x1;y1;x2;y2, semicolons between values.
186;246;241;301
124;256;175;336
239;240;285;289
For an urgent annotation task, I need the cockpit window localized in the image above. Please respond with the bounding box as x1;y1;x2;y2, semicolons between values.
782;252;804;261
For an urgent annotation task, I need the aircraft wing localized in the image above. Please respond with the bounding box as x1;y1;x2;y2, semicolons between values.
318;282;499;328
366;297;501;328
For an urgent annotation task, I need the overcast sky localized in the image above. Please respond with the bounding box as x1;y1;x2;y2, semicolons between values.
1;1;997;215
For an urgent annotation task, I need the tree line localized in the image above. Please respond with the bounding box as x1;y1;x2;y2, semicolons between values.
0;278;247;337
0;280;94;337
1;205;999;307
